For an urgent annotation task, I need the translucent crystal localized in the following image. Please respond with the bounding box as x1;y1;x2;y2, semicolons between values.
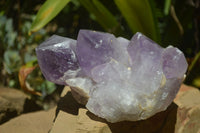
36;30;188;123
36;35;79;85
77;30;129;77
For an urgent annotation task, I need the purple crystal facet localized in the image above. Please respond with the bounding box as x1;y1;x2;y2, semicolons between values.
127;33;163;92
76;30;115;76
162;46;188;79
36;35;79;85
76;30;130;77
36;30;188;123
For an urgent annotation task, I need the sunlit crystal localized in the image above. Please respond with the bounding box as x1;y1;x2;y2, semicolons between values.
36;35;79;85
36;30;188;123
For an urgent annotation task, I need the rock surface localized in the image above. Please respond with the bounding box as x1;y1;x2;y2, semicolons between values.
36;30;188;122
51;86;178;133
50;85;200;133
0;87;40;124
1;84;199;133
174;84;200;133
0;107;55;133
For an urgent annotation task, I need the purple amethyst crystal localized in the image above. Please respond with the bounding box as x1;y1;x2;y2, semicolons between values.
36;30;188;123
77;30;129;77
36;35;79;85
76;30;114;76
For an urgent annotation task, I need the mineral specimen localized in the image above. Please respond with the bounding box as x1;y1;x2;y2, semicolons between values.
36;30;188;123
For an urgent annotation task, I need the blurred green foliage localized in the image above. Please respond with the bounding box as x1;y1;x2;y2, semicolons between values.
30;0;200;88
0;13;57;99
0;0;57;104
0;0;200;105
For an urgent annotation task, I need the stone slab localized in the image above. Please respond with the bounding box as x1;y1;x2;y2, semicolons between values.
0;107;55;133
50;86;177;133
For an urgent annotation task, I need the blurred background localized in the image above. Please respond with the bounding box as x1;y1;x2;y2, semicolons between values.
0;0;200;124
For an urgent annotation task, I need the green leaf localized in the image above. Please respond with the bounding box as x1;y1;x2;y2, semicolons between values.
29;0;70;34
188;51;200;73
185;51;200;88
79;0;125;36
164;0;171;15
114;0;160;42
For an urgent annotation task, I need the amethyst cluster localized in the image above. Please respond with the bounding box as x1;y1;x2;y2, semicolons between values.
36;30;188;122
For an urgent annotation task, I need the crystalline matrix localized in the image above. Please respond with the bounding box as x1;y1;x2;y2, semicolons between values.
36;30;188;123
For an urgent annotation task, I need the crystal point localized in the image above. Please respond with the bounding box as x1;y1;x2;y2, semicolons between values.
77;30;115;76
36;35;79;85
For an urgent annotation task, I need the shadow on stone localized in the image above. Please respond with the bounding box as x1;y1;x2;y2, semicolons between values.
0;87;43;125
0;110;18;125
55;91;85;118
86;102;178;133
23;99;42;113
86;111;107;123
